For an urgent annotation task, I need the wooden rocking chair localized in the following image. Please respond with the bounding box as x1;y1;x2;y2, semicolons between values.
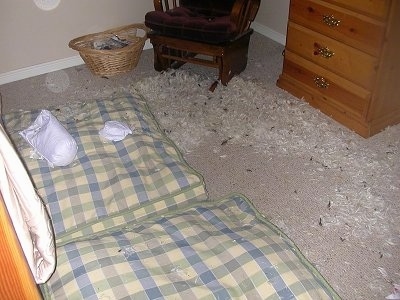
145;0;260;91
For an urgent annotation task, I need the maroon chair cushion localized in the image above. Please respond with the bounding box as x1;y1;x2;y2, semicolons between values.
145;7;237;44
180;0;236;16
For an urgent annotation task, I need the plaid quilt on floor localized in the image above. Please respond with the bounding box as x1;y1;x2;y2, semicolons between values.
2;93;207;246
2;92;340;299
40;193;339;300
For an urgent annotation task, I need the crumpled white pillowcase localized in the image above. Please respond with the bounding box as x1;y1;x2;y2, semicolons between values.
99;121;133;141
19;110;78;167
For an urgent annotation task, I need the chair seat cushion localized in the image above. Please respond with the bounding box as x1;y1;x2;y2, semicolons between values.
180;0;236;17
145;7;237;43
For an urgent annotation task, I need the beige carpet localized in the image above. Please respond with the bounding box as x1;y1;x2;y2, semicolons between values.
1;32;399;300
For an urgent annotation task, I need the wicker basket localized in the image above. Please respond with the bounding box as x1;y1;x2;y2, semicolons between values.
69;24;148;76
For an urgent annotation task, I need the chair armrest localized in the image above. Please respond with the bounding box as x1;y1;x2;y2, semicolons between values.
230;0;261;33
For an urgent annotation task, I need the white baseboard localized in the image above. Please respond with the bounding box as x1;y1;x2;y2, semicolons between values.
0;40;152;85
0;28;282;85
252;22;286;46
0;56;84;85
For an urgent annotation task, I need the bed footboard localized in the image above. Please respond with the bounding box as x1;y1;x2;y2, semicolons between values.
0;192;42;299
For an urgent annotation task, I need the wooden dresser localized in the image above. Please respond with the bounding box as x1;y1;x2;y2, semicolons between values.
277;0;400;137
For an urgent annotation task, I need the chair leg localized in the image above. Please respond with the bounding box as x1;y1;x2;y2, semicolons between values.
220;53;248;85
152;45;168;71
219;33;252;85
220;59;234;86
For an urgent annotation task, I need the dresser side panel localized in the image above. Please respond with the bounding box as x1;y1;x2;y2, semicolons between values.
367;0;400;123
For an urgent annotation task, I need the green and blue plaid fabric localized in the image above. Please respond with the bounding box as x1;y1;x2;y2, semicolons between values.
2;93;207;246
40;194;339;300
3;93;339;299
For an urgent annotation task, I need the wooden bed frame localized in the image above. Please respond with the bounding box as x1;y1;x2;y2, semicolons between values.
0;191;42;299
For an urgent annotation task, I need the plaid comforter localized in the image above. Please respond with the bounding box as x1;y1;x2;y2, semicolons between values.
40;194;339;299
3;93;340;299
2;93;207;246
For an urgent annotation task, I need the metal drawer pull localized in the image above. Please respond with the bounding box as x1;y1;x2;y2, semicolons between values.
323;15;341;27
314;43;335;59
314;77;330;89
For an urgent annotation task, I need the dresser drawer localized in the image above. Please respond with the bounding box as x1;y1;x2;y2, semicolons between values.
283;51;370;118
278;0;400;138
286;22;378;89
323;0;390;19
289;0;386;56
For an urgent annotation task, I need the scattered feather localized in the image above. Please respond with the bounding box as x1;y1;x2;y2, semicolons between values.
386;284;400;300
131;69;400;297
133;70;399;247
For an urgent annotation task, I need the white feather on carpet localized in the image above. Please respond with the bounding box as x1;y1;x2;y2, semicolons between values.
132;69;399;258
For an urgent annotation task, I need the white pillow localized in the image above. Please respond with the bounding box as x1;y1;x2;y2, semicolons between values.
99;120;133;141
19;110;77;167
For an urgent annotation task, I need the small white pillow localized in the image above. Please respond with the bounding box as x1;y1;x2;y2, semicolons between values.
19;110;77;167
99;121;133;141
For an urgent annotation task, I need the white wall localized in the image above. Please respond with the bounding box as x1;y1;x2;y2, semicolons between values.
254;0;290;45
256;0;290;35
0;0;153;74
0;0;290;84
